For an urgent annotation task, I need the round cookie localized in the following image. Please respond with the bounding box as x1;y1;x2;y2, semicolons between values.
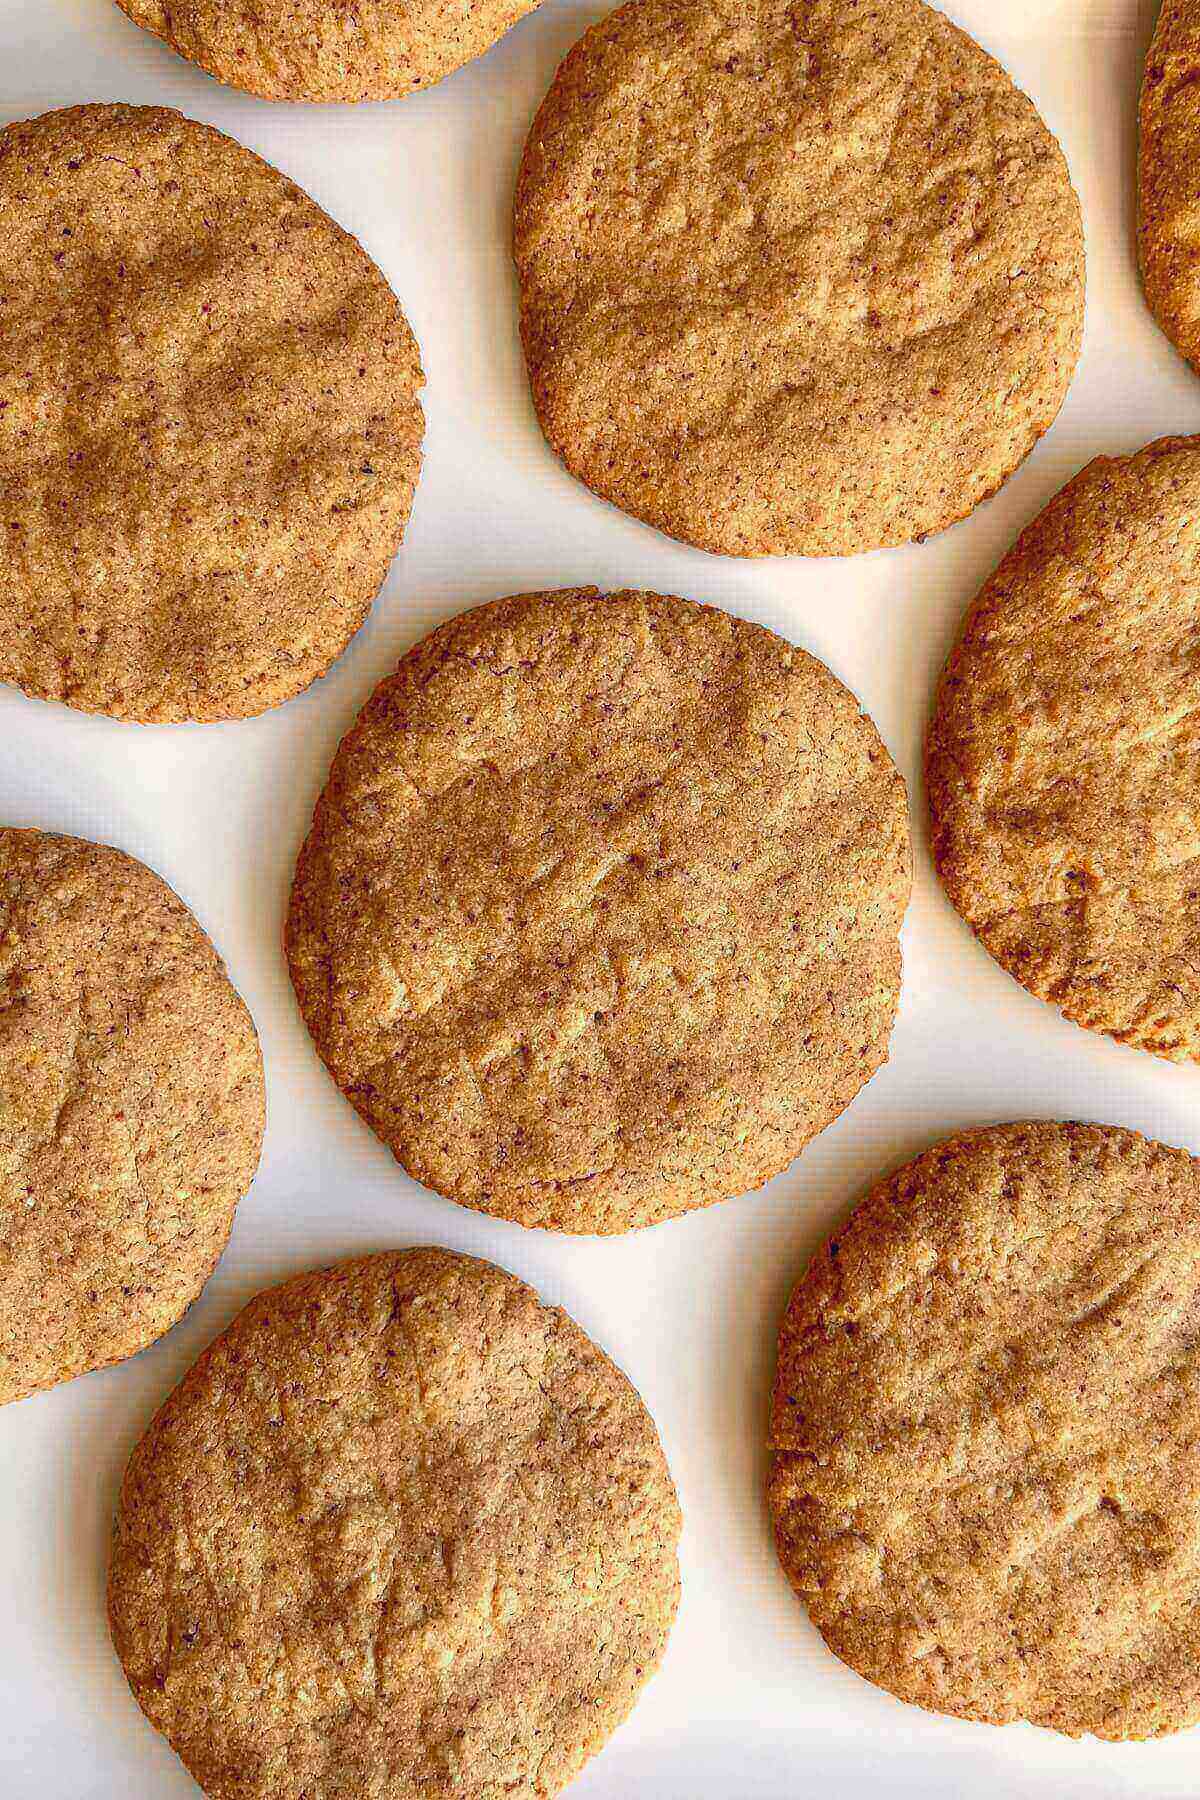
1140;0;1200;372
0;105;424;722
769;1121;1200;1740
514;0;1084;558
0;828;263;1405
113;0;543;101
109;1248;681;1800
286;587;911;1232
927;437;1200;1061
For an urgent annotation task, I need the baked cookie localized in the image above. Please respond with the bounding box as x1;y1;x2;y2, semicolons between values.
514;0;1084;558
114;0;542;101
109;1248;681;1799
0;105;423;722
0;828;263;1405
770;1121;1200;1739
1140;0;1200;371
286;587;911;1232
927;437;1200;1061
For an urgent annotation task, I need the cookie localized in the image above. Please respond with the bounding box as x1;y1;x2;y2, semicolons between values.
0;105;424;722
1140;0;1200;372
769;1121;1200;1739
0;828;263;1405
927;437;1200;1061
514;0;1084;558
109;1247;681;1800
286;587;911;1232
114;0;542;101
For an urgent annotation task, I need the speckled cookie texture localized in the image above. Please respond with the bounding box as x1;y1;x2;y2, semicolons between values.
514;0;1085;558
0;829;263;1406
109;1248;682;1800
927;437;1200;1061
769;1121;1200;1739
1140;0;1200;372
114;0;543;100
0;105;423;722
286;588;911;1233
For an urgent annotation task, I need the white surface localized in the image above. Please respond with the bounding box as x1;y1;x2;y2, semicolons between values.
0;0;1197;1794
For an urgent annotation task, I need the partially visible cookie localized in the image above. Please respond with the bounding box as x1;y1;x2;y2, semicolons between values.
0;828;263;1405
114;0;543;101
0;105;424;721
927;436;1200;1061
770;1122;1200;1739
109;1248;681;1800
286;587;911;1232
514;0;1084;557
1140;0;1200;371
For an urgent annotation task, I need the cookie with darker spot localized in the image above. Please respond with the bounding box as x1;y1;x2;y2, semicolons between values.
770;1121;1200;1739
0;828;263;1405
109;1248;681;1799
514;0;1084;556
927;436;1200;1061
114;0;544;101
286;587;911;1232
0;105;423;721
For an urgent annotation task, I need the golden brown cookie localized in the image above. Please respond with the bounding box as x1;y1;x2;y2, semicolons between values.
514;0;1084;558
286;587;911;1232
0;828;263;1405
109;1247;681;1800
114;0;542;101
1140;0;1200;372
927;437;1200;1061
0;105;423;722
769;1121;1200;1740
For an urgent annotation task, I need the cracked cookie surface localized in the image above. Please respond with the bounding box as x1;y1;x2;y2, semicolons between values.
927;437;1200;1061
114;0;544;100
514;0;1084;557
108;1247;681;1800
285;587;911;1232
0;105;423;721
0;828;263;1405
769;1121;1200;1739
1140;0;1200;372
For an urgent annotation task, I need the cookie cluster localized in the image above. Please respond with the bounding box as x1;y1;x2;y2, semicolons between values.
3;0;1200;1791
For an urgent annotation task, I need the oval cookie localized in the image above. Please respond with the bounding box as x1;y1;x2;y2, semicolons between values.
927;436;1200;1061
0;828;263;1404
514;0;1084;556
114;0;543;101
0;105;424;721
1140;0;1200;371
109;1248;681;1799
286;588;911;1232
769;1122;1200;1739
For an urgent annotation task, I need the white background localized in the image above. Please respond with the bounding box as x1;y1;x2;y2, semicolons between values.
1;0;1198;1794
